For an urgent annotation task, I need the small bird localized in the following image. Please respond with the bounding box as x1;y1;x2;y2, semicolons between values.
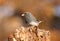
21;12;42;27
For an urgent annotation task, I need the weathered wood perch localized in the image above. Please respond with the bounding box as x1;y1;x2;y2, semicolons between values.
8;26;50;41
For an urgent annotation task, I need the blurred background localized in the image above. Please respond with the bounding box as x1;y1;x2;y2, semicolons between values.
0;0;60;41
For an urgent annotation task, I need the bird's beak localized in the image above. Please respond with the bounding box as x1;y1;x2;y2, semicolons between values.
21;14;25;16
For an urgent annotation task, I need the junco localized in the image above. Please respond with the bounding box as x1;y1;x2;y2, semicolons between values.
21;12;42;27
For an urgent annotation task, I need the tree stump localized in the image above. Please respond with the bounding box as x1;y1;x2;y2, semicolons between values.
8;26;50;41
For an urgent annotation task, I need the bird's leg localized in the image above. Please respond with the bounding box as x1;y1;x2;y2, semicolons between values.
35;26;38;37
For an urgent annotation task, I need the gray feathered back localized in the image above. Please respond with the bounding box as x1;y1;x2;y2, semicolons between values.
22;12;42;26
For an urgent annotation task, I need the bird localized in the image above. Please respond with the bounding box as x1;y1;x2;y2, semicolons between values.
21;12;42;27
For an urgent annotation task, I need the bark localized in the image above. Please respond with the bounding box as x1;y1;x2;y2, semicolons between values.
8;26;50;41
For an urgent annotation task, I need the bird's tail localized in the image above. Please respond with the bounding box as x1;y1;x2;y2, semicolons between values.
39;21;42;24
